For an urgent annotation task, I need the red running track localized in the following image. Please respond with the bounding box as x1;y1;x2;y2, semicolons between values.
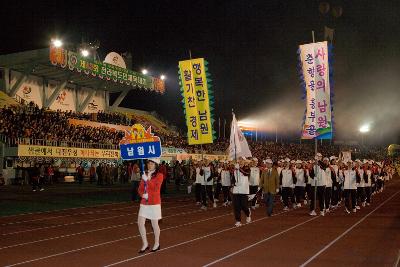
0;178;399;267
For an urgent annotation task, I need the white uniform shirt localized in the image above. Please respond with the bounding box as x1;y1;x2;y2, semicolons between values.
357;169;365;187
281;168;294;188
340;169;357;190
314;165;327;186
232;170;249;194
202;166;213;186
221;170;231;187
306;169;314;185
295;168;306;187
365;169;372;187
325;168;332;187
195;167;203;184
249;167;260;186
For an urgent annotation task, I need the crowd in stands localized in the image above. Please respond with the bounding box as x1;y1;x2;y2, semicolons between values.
0;103;124;145
0;102;389;162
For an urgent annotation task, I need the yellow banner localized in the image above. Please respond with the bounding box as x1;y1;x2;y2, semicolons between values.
191;58;213;144
179;58;213;145
18;145;120;159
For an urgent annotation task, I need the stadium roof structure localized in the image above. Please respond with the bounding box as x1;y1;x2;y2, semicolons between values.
0;47;165;110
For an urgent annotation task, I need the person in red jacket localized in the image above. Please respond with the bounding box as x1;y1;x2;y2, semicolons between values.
137;158;164;253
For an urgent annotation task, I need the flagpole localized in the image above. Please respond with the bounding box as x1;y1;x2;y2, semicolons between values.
223;119;226;139
232;109;239;187
312;30;318;213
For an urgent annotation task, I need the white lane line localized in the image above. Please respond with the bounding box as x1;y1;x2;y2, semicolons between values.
300;190;400;267
103;209;293;267
0;195;192;219
1;197;193;226
0;208;207;250
394;249;400;267
202;216;320;267
1;204;193;236
1;198;188;226
0;201;131;218
1;205;136;226
3;212;233;267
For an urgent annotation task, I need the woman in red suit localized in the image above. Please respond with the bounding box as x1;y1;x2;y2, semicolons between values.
137;158;164;253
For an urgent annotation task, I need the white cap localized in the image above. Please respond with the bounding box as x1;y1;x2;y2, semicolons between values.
148;158;161;164
296;160;302;164
265;159;273;164
329;156;337;160
323;157;329;162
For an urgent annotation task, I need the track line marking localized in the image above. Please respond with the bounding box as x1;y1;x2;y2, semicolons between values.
3;212;232;267
202;216;320;267
300;190;400;267
0;207;220;250
0;201;131;218
394;249;400;267
1;199;188;226
0;205;136;226
0;195;192;219
102;209;294;267
1;204;193;236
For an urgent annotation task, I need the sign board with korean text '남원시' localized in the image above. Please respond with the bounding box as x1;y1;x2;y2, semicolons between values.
119;124;162;160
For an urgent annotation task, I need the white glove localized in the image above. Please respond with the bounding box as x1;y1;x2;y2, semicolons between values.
257;186;261;191
142;193;149;200
142;174;149;181
276;188;279;193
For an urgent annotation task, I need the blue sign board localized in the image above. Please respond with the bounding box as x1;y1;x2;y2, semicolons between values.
120;141;162;160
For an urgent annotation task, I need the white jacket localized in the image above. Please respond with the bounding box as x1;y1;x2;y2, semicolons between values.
195;167;203;184
281;169;294;188
325;168;332;187
221;170;231;187
313;165;327;186
249;167;260;186
232;170;249;194
340;169;357;190
357;169;365;187
365;169;372;187
295;168;306;187
202;166;213;186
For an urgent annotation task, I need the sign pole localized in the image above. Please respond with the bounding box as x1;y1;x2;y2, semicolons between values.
141;158;148;204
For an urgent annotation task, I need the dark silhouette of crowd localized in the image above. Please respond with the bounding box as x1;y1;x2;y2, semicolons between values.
0;103;389;162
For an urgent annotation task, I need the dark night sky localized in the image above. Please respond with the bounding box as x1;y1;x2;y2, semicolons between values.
1;0;399;143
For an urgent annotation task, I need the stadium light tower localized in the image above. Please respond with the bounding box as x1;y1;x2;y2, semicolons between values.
359;124;370;133
359;124;370;146
81;49;90;57
52;39;63;48
160;74;166;80
142;69;148;75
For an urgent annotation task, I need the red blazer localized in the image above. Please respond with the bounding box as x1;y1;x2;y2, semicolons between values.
138;172;164;205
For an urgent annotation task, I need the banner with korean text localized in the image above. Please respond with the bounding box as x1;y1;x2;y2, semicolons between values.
49;46;165;93
298;41;333;139
178;58;215;145
18;145;120;159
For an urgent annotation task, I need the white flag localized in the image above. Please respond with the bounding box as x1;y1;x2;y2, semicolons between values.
228;113;252;160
